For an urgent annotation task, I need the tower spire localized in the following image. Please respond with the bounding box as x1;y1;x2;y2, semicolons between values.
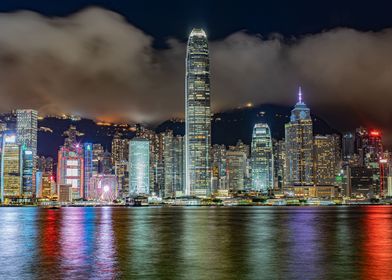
298;86;302;104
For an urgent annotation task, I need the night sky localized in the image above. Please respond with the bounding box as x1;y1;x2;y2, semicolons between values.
0;0;392;144
1;1;392;40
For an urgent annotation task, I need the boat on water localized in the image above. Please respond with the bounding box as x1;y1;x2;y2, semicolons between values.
40;201;61;209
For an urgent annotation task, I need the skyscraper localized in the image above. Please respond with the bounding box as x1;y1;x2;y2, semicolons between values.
136;127;158;194
1;134;22;203
21;149;34;197
366;130;383;165
285;87;314;186
355;127;368;166
84;143;93;199
314;135;338;186
226;150;247;191
115;161;129;198
274;139;286;192
57;144;84;200
92;144;104;175
16;109;38;198
111;133;129;164
16;109;38;157
342;132;355;161
211;144;227;191
101;150;112;174
185;28;211;197
129;138;150;195
161;131;185;198
251;123;274;193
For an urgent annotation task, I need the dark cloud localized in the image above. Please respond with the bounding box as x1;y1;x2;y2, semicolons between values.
0;7;391;144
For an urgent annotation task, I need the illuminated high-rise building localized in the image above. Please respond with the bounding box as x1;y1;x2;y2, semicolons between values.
115;161;129;198
41;174;55;198
314;135;338;186
274;139;286;192
16;109;38;157
366;130;383;165
84;143;93;199
111;133;129;164
161;131;185;198
1;134;22;203
37;156;54;174
226;150;247;191
129;138;150;195
136;127;158;193
251;123;274;193
36;156;55;198
226;140;252;190
21;148;34;197
16;109;38;198
211;144;227;191
342;132;355;161
101;150;112;174
63;125;83;148
230;140;250;158
57;143;84;200
355;127;368;166
92;144;104;174
57;127;84;200
285;87;314;186
185;28;211;197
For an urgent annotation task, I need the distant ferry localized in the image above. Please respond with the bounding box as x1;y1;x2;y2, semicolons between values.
126;196;149;207
40;201;61;209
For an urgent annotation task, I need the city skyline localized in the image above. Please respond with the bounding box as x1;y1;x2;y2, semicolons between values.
0;4;391;145
1;86;388;202
1;2;392;279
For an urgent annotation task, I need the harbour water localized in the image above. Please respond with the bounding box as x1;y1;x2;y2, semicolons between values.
0;206;392;279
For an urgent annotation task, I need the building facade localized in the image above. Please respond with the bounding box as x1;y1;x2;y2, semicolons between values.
16;109;38;157
251;123;274;193
1;134;22;203
111;133;129;164
16;109;38;198
314;135;337;186
129;138;150;195
226;150;247;191
84;143;93;199
162;131;185;198
185;28;211;197
285;87;314;187
57;144;84;200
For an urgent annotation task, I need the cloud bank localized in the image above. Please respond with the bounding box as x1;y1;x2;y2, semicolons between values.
0;7;392;144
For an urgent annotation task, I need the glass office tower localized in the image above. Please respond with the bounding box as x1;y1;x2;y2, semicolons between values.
1;134;22;203
285;87;314;186
251;123;274;193
129;138;150;195
185;28;211;197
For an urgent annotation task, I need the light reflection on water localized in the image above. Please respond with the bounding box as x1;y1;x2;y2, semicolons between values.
0;206;392;279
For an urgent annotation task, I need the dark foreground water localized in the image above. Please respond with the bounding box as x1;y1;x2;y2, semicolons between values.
0;206;392;280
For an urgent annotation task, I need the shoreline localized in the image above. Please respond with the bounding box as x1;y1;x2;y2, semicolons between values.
1;203;391;208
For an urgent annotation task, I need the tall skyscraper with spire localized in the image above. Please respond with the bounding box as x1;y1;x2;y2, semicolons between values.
285;87;314;187
185;28;211;197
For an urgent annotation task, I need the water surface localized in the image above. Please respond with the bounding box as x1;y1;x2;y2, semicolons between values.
0;206;391;279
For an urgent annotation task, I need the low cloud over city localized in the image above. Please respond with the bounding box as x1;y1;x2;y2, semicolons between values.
0;7;391;143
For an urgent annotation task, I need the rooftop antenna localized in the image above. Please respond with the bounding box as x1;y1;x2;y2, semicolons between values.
298;86;303;103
